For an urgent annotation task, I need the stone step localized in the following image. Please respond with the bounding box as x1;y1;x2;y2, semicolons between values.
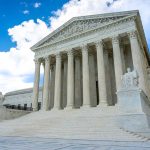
0;108;148;142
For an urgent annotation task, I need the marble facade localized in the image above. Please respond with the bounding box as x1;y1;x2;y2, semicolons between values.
31;10;150;112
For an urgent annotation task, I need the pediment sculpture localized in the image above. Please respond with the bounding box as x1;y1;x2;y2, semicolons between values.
38;16;124;47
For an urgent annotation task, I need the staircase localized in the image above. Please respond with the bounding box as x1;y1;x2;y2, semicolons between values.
0;107;149;142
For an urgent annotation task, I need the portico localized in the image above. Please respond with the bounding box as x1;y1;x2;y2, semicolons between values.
31;11;150;111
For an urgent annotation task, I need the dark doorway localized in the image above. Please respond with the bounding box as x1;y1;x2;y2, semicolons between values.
96;81;99;105
38;102;41;110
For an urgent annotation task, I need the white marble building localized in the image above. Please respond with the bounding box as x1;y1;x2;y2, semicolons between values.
1;10;150;144
30;10;150;111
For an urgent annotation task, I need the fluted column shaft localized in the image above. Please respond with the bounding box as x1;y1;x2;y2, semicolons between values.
32;59;41;111
50;65;55;109
66;50;74;108
62;60;67;108
82;45;90;106
96;41;107;105
54;53;62;109
128;31;146;93
42;56;50;111
89;53;97;107
75;56;82;108
112;36;123;91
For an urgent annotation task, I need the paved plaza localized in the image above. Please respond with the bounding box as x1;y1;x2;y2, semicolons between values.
0;136;150;150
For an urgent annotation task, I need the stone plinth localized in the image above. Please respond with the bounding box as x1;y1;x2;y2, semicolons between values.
117;88;150;131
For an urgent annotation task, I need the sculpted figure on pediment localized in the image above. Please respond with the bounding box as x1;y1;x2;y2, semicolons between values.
39;16;124;47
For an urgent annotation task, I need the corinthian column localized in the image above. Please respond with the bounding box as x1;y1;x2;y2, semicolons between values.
128;31;146;93
66;50;74;108
32;59;41;111
81;44;91;107
112;36;123;91
42;56;50;111
75;56;82;108
49;64;55;109
54;53;62;109
96;41;107;106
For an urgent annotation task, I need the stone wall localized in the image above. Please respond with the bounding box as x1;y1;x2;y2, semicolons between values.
0;106;31;121
3;87;43;108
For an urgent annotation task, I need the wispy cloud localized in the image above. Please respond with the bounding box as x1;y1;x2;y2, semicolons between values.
33;2;41;8
22;10;30;15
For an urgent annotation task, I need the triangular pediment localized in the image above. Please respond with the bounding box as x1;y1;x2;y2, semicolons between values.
31;10;139;50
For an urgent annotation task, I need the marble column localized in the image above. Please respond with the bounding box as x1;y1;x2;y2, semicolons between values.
32;59;41;111
89;53;97;107
66;50;74;108
49;64;55;109
42;56;50;111
75;56;82;108
109;53;117;104
54;53;62;109
62;60;67;108
120;45;126;74
81;44;91;107
112;36;123;91
128;31;146;93
41;62;45;109
96;41;107;106
104;50;113;105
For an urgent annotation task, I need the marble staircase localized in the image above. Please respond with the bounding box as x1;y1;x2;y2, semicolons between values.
0;106;149;142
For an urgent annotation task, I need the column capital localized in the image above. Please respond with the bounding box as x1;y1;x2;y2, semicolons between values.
55;52;61;59
80;44;88;53
111;35;119;44
34;58;41;65
67;49;74;57
43;56;50;63
95;40;104;49
95;40;103;46
127;30;138;39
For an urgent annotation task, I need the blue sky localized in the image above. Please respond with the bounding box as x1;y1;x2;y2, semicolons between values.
0;0;150;93
0;0;69;51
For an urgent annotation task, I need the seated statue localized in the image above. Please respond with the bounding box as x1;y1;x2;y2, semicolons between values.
121;68;139;89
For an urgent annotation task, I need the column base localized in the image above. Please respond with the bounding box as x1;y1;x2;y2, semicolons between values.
52;107;62;111
82;105;91;109
97;102;108;108
65;105;74;110
33;108;38;111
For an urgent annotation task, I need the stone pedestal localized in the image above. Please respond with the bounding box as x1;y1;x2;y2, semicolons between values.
117;88;150;114
117;69;150;131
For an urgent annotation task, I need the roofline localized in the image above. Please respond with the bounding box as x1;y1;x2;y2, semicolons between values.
4;87;43;96
31;10;139;51
135;11;150;62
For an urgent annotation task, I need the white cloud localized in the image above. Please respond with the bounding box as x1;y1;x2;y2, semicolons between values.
49;0;150;37
33;2;41;8
23;10;30;15
0;0;150;94
0;19;50;93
